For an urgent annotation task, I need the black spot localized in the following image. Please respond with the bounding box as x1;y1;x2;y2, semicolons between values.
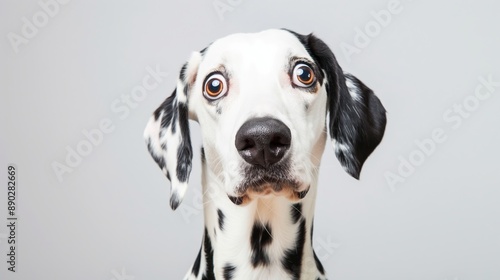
191;247;202;277
176;102;192;183
153;109;161;121
170;191;180;210
200;44;211;56
281;219;306;280
179;63;188;82
217;209;225;231
158;92;176;129
291;203;302;224
171;108;178;134
250;222;273;267
310;219;324;274
313;250;325;275
228;196;243;205
202;228;215;280
310;221;314;240
222;263;236;280
297;188;309;199
201;147;206;163
152;92;168;120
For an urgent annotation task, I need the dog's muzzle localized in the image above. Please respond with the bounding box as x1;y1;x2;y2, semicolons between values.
231;117;307;204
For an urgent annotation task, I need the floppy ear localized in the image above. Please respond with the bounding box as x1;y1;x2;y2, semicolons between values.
144;52;201;210
289;31;387;179
329;72;387;179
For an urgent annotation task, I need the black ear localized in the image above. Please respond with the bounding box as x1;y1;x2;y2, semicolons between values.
330;73;387;179
287;30;387;179
144;52;201;210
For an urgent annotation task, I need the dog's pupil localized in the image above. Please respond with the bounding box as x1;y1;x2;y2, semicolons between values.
298;68;311;82
210;79;221;92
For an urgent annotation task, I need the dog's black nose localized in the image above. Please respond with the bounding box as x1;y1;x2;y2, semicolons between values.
235;117;291;167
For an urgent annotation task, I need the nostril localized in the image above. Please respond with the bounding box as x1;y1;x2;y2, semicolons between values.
269;135;291;148
236;138;256;151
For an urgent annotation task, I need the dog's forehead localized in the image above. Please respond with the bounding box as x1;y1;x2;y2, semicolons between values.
200;29;311;70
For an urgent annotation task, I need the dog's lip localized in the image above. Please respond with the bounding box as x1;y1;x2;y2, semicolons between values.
229;161;308;205
237;174;300;190
227;195;246;205
228;184;310;206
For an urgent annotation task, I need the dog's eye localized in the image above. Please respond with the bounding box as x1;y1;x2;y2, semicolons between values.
292;63;316;87
204;73;227;100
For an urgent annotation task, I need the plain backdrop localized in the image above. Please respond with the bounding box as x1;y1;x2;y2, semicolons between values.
1;0;499;279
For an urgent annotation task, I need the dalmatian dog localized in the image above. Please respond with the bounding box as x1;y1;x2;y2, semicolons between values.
144;29;387;280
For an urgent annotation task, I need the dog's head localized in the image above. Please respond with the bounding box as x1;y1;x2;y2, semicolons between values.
144;29;386;210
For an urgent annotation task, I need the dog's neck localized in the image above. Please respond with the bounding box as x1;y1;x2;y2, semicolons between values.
185;161;326;280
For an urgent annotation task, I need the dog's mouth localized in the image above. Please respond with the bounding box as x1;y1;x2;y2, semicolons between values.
228;163;309;205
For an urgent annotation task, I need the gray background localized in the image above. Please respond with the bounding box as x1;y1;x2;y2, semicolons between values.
1;0;499;279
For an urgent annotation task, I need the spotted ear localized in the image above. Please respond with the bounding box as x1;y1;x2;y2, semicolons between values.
288;31;387;179
144;52;201;210
328;72;387;179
